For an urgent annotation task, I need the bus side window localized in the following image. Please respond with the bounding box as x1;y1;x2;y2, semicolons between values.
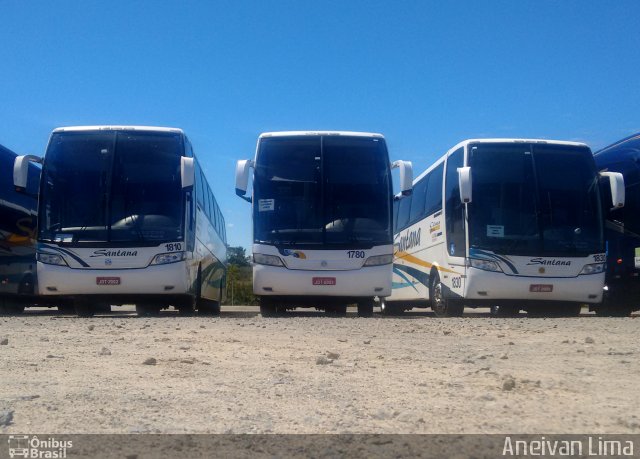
409;175;429;224
202;172;211;219
393;199;400;233
425;163;444;216
397;192;411;231
216;206;222;235
196;167;205;208
212;197;219;232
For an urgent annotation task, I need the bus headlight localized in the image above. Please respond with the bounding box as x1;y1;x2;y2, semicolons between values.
253;253;285;267
469;258;503;272
363;254;393;266
150;252;186;266
37;252;68;266
579;263;605;275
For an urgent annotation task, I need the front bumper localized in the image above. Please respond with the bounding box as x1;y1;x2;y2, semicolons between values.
464;268;604;304
37;261;189;296
253;264;391;297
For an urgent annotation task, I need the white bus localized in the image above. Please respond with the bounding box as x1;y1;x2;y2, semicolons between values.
235;131;412;317
13;126;227;316
383;139;625;317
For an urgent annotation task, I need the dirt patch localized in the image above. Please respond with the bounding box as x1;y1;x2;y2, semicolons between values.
0;307;638;434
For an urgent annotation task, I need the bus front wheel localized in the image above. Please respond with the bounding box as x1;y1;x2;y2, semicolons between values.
431;278;464;318
379;297;403;316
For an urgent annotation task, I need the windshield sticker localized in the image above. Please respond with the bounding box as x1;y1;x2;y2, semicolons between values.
258;199;275;212
635;247;640;268
487;225;504;238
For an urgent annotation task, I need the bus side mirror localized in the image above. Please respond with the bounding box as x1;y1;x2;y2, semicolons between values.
600;171;625;209
391;160;413;200
181;157;195;188
458;166;472;203
13;155;42;192
235;159;254;203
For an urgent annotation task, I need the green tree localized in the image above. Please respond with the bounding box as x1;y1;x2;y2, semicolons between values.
223;246;257;305
227;246;250;266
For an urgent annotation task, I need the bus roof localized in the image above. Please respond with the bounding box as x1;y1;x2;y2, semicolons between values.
52;126;184;134
259;131;384;139
594;132;640;157
413;138;591;184
451;138;589;150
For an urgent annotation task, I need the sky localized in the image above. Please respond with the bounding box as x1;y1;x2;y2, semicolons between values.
1;1;639;249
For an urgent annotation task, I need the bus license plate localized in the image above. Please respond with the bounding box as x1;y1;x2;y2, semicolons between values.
313;277;336;286
97;277;120;286
530;284;553;293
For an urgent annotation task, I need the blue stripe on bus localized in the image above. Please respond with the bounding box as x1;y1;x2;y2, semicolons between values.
392;263;431;292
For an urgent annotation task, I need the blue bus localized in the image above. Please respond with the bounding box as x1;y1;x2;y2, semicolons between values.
594;132;640;316
0;143;39;314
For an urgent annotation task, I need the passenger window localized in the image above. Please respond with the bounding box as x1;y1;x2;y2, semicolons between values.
425;163;444;216
196;167;205;207
409;176;428;223
396;193;412;231
393;200;400;233
203;176;211;218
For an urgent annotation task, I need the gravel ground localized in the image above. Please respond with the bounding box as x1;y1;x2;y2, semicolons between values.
0;307;639;434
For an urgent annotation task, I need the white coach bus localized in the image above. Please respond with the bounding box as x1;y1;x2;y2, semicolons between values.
383;139;625;317
235;131;412;317
13;126;227;316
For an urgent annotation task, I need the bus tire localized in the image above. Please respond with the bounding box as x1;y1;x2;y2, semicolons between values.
379;297;402;316
431;278;464;317
18;275;35;296
357;299;374;317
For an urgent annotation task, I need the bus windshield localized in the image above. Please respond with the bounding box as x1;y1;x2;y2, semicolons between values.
253;135;392;248
39;130;184;245
468;142;603;256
